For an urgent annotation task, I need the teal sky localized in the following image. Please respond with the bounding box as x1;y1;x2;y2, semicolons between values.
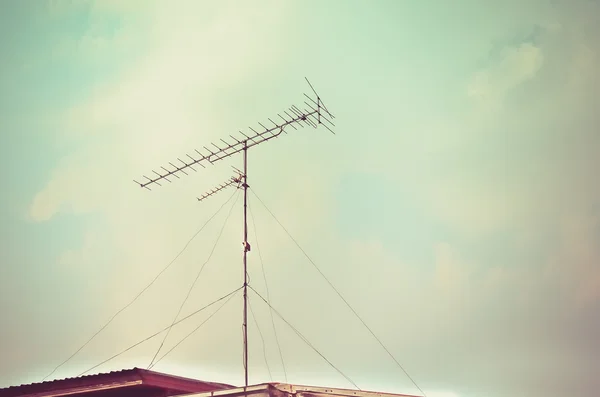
1;1;599;397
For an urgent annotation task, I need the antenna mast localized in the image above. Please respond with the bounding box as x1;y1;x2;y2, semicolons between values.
242;142;249;387
134;78;335;386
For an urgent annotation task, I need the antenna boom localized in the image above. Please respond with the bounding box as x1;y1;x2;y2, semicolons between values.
135;101;333;189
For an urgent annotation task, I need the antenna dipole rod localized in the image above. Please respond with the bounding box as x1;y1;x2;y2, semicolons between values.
242;140;249;387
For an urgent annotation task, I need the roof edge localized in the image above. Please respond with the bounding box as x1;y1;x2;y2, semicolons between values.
0;368;234;397
184;383;420;397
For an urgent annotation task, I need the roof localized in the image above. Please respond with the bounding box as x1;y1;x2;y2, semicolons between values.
185;383;420;397
0;368;234;397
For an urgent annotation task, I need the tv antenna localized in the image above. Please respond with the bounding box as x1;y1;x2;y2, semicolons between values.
134;78;335;387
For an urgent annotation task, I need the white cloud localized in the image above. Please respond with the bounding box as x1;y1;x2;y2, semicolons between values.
30;0;288;222
468;42;544;111
46;0;152;16
57;232;97;269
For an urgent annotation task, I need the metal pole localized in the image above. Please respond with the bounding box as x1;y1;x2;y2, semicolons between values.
242;141;249;387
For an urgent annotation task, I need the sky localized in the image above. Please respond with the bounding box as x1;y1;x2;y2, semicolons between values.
1;1;599;396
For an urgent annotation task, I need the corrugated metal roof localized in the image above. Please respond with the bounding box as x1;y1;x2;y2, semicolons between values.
0;368;234;397
0;368;138;391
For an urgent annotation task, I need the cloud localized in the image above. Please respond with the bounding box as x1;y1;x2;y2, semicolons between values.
28;147;105;222
29;0;288;222
46;0;151;16
433;242;469;297
468;42;544;111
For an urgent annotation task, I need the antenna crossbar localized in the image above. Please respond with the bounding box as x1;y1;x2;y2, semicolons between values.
134;99;334;190
197;175;243;202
